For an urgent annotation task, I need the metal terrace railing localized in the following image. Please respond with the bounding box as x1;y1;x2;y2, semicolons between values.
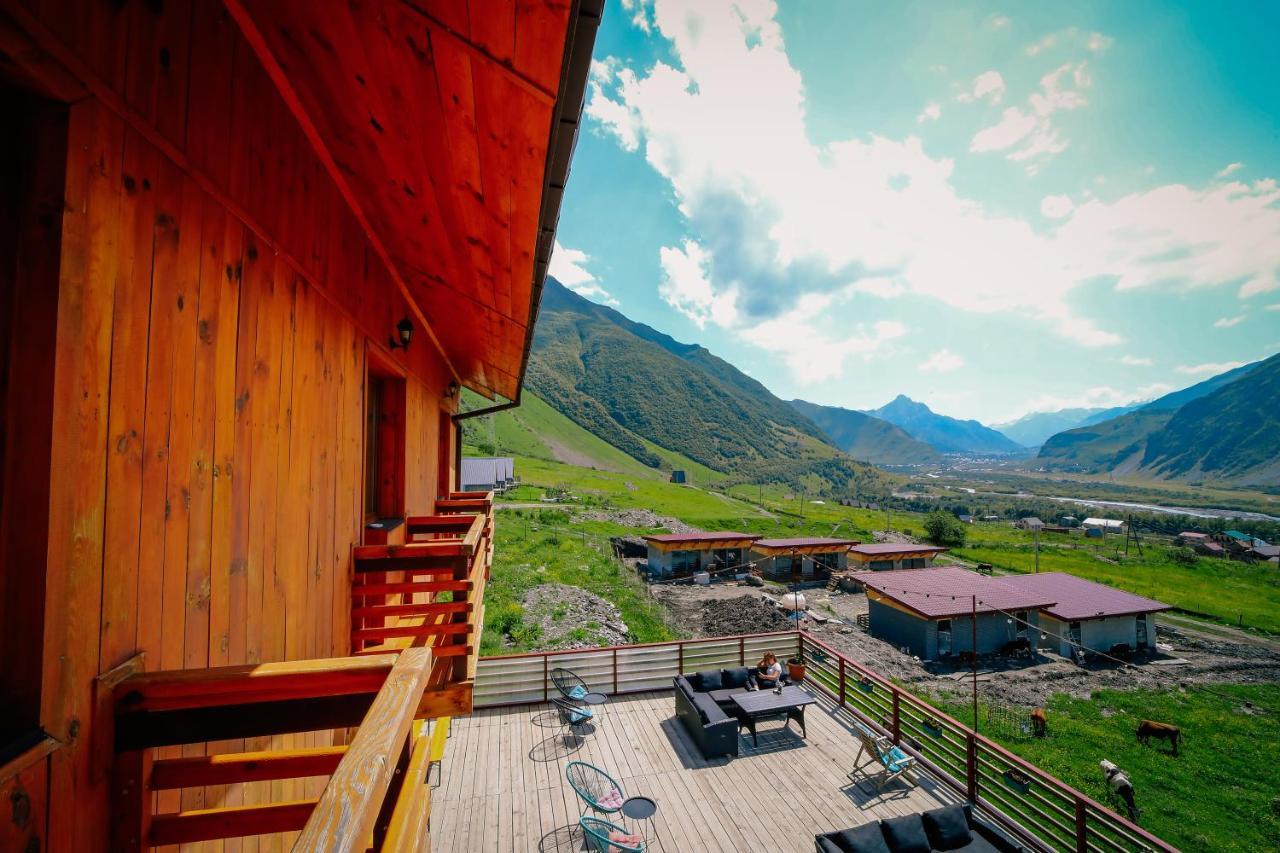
472;630;1175;853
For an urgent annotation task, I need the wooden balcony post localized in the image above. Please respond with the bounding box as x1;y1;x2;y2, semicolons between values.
543;655;549;703
739;636;745;666
677;641;684;674
109;749;152;852
612;648;619;695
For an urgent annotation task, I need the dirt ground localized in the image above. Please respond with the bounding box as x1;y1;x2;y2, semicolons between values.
648;580;1280;709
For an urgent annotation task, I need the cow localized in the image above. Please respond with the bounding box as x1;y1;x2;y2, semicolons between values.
1100;760;1141;822
1136;720;1180;756
1000;637;1032;658
1030;707;1047;738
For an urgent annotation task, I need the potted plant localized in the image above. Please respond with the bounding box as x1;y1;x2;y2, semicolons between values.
1002;768;1032;793
921;716;944;737
787;654;806;684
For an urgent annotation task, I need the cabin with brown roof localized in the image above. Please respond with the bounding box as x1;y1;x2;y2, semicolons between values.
642;531;761;578
750;537;859;581
847;542;948;571
0;1;599;849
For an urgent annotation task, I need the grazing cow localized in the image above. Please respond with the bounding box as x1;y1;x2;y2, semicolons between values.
1030;707;1047;738
1136;720;1180;756
1100;760;1140;822
1000;637;1032;658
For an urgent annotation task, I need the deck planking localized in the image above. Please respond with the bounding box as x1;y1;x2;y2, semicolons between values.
432;690;961;852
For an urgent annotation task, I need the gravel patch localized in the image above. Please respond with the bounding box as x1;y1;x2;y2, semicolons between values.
522;583;632;649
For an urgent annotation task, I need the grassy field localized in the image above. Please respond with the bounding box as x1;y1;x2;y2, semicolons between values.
928;685;1280;852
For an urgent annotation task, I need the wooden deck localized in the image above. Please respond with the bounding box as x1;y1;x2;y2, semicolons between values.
432;689;962;852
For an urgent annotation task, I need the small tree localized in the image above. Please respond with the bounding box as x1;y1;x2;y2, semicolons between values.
925;511;967;547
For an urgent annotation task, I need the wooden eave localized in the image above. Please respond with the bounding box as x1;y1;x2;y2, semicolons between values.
226;0;602;400
645;537;759;554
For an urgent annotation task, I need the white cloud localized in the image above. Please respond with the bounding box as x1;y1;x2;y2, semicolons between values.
957;71;1006;104
1216;162;1244;179
1001;384;1168;422
1040;195;1074;218
989;15;1011;30
585;59;641;151
620;0;653;32
739;295;906;384
970;63;1090;166
1027;28;1112;56
916;102;942;123
585;1;1280;378
1119;355;1153;366
549;241;617;305
846;277;907;298
1213;315;1245;328
1266;303;1280;311
1175;361;1246;377
920;349;964;373
658;239;738;328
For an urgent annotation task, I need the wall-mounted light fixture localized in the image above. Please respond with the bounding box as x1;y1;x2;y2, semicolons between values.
445;380;460;399
388;316;413;351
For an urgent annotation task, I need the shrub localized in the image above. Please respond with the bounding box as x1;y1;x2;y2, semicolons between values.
924;511;968;547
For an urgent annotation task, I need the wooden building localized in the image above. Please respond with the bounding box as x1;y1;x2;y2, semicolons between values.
846;542;948;571
750;537;858;582
643;531;760;578
0;1;600;850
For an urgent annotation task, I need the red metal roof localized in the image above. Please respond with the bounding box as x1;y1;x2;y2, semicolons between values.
849;543;948;556
999;573;1170;621
754;537;860;550
642;531;760;545
851;567;1056;619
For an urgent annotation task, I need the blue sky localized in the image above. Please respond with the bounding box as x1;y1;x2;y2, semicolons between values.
548;0;1280;423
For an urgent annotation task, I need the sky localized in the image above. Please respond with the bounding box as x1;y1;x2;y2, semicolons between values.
548;0;1280;424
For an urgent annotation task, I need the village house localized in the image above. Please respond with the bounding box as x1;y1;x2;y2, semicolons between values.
847;542;949;571
1082;517;1127;533
750;537;859;582
999;573;1169;657
852;567;1052;659
1014;516;1044;531
460;457;516;493
642;531;760;578
1178;531;1209;545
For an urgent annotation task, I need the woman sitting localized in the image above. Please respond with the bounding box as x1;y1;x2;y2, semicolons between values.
755;651;783;689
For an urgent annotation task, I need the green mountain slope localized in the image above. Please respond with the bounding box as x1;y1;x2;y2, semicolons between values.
870;395;1023;454
524;278;889;496
1138;353;1280;484
789;399;941;465
1037;355;1278;484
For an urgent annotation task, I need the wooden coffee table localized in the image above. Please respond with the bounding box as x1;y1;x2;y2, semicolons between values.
730;686;816;747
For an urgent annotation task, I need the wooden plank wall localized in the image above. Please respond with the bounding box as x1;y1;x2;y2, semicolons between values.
0;0;460;849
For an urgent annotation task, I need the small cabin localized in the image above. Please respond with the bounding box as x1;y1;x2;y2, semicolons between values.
643;532;761;578
750;537;859;582
847;543;948;571
1000;573;1169;656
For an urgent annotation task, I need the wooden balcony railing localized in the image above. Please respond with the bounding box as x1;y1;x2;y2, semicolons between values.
111;648;445;851
350;492;493;699
471;630;1175;853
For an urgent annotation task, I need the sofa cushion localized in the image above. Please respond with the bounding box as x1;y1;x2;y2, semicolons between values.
835;823;892;853
880;815;931;853
722;667;750;689
923;805;973;850
816;836;846;853
696;669;723;691
951;837;1000;853
693;692;724;724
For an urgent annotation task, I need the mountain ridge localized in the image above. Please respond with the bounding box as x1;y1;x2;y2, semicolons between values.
868;394;1024;454
789;399;942;466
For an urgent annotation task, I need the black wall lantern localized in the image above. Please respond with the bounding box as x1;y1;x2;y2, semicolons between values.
388;316;413;351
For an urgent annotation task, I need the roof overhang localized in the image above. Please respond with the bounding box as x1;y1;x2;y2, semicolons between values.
226;0;602;400
644;535;761;553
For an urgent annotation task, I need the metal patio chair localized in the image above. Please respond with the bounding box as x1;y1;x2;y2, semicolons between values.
566;761;626;818
552;695;595;739
579;816;646;852
551;666;592;701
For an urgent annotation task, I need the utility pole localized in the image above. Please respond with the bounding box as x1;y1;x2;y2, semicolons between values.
971;595;979;732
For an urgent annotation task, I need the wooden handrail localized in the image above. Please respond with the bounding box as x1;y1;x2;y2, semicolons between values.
294;646;433;852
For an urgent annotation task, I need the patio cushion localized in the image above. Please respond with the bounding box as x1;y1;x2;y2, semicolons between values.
879;815;930;853
951;837;1000;853
835;823;892;853
568;684;588;700
598;788;624;810
722;667;750;689
922;805;973;850
838;824;892;853
816;837;845;853
692;692;723;724
696;669;723;691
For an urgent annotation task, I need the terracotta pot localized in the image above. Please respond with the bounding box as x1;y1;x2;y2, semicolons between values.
787;661;806;684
